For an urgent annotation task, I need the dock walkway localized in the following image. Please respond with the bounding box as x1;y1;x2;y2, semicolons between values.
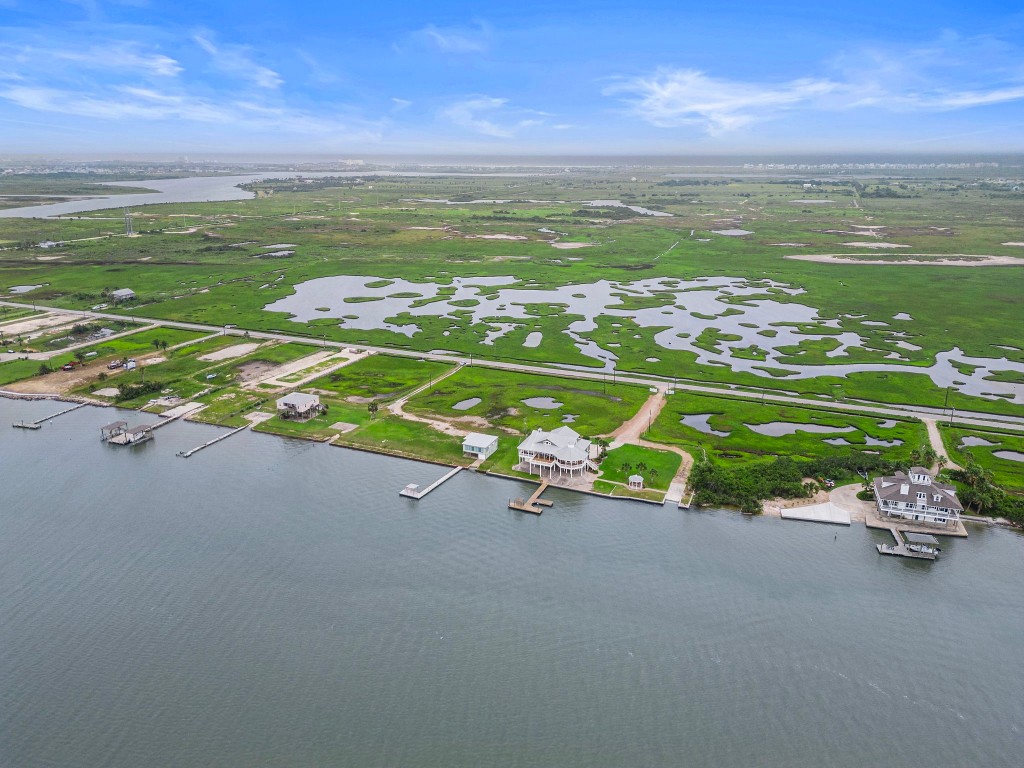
399;466;462;499
876;527;938;560
177;411;271;458
12;401;87;429
509;480;553;514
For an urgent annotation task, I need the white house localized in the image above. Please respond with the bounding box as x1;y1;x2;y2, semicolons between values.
462;433;498;459
873;466;963;527
109;288;136;302
276;392;322;420
517;425;596;478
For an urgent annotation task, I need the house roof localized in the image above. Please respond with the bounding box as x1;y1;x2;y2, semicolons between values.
873;470;963;511
110;288;135;297
277;392;320;410
909;466;931;475
463;433;498;449
518;425;591;456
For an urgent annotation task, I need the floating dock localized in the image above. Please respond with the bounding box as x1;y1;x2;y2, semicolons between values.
12;401;87;429
876;528;940;560
400;466;462;499
509;480;553;514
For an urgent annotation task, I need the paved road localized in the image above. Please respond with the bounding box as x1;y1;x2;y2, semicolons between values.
3;298;1024;434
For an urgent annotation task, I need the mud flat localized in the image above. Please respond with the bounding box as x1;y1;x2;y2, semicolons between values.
784;254;1024;267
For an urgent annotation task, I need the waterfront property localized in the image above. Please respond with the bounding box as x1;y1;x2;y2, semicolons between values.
462;432;498;459
275;392;323;421
517;426;596;478
106;423;153;446
873;466;963;527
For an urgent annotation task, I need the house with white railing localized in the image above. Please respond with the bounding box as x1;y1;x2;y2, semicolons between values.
517;426;597;478
873;466;963;527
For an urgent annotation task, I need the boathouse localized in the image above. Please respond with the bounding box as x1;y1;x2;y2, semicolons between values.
276;392;323;421
107;424;153;446
517;426;596;478
873;466;963;527
462;433;498;459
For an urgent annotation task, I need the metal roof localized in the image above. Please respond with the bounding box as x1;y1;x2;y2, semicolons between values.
101;420;127;430
905;532;941;545
463;433;498;448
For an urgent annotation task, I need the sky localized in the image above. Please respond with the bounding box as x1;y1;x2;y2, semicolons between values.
1;0;1024;156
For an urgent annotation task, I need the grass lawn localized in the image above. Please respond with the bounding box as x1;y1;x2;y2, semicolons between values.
255;398;372;440
406;365;650;438
598;444;681;491
334;413;471;465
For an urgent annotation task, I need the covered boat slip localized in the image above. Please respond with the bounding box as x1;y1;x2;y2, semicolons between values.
877;529;942;560
104;423;154;446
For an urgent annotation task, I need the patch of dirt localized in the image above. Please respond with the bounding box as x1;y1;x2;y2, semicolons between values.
236;361;277;383
785;254;1024;266
198;342;260;361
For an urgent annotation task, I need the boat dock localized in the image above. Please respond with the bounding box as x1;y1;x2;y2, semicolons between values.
876;528;941;560
509;480;553;514
400;466;463;499
12;401;87;429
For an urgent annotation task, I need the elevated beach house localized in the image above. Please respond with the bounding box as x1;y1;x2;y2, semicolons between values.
462;433;499;459
517;426;596;478
872;466;963;527
275;392;323;421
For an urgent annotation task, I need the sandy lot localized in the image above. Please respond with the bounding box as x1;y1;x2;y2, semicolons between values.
550;242;596;249
0;313;80;335
467;234;529;240
841;242;910;248
785;254;1024;266
198;342;260;361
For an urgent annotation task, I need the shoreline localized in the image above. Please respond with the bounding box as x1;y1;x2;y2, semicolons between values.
4;390;1019;530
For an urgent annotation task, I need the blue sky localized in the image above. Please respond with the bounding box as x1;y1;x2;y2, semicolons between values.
2;0;1024;154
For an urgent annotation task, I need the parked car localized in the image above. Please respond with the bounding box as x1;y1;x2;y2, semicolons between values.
108;360;123;369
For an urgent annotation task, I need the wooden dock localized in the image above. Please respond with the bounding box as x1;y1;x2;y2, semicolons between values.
509;480;553;514
876;528;939;560
399;466;462;499
177;423;249;458
12;401;87;429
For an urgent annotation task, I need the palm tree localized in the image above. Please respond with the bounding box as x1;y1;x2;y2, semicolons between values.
368;401;379;419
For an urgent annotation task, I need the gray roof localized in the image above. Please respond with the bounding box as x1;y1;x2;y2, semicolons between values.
101;420;127;430
463;433;498;449
904;532;941;545
110;288;135;297
518;425;591;458
873;470;963;512
277;392;320;411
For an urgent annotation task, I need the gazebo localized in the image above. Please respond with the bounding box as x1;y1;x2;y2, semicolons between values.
628;474;644;490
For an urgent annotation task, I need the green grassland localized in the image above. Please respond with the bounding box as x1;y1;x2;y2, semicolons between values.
405;365;651;437
1;171;1022;420
939;425;1024;491
648;391;927;471
306;354;453;402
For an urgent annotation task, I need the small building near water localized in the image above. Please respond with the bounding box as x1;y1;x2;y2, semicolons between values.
276;392;323;420
462;433;498;459
106;424;154;446
873;466;963;528
628;474;644;490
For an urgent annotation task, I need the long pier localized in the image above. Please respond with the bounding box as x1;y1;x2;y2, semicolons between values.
509;480;553;514
399;466;462;499
12;401;87;429
177;423;249;458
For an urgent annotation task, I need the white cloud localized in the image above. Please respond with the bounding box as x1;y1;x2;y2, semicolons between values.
391;97;412;111
605;69;838;134
193;32;282;89
55;44;182;77
414;22;490;54
441;96;544;138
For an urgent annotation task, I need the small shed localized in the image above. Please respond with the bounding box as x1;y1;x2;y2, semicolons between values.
110;288;136;302
628;474;644;490
462;433;499;459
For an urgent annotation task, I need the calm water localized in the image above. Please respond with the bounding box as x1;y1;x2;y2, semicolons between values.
2;399;1022;768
